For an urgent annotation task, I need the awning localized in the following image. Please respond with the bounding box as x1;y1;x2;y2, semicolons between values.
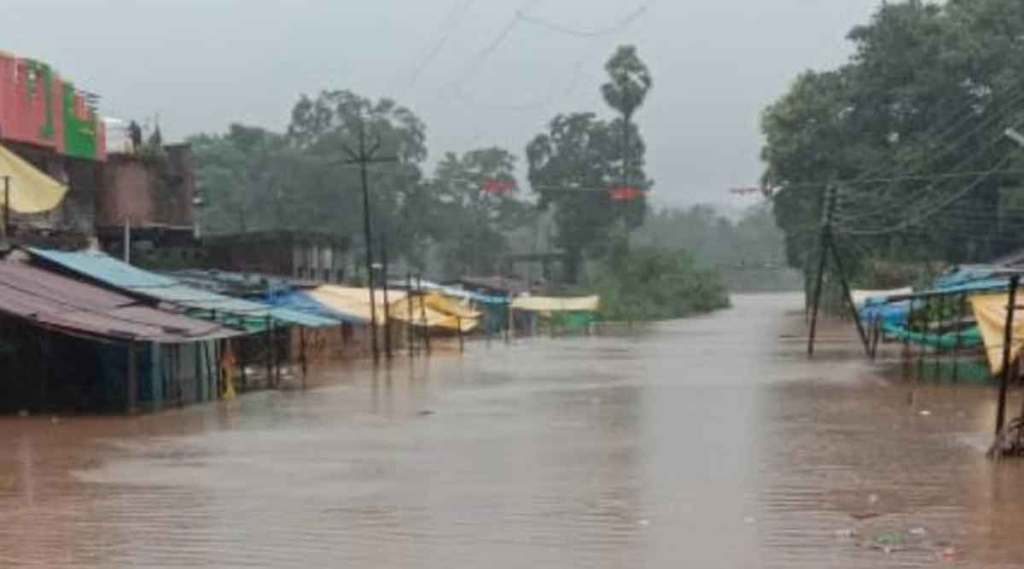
512;295;600;313
27;248;339;331
0;261;237;343
266;290;368;325
389;294;479;332
971;293;1024;374
393;279;510;305
0;143;68;213
423;292;481;320
306;285;408;326
853;287;912;307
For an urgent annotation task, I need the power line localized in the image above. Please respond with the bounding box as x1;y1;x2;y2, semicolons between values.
782;167;1024;193
451;5;647;151
835;88;1024;210
771;83;1024;225
393;0;478;96
516;5;648;38
840;81;1024;196
437;0;545;100
834;128;1018;226
835;155;1013;236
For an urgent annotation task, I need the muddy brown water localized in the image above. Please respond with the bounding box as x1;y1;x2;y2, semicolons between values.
2;293;1024;568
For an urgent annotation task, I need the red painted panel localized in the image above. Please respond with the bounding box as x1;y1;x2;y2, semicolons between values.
0;52;104;160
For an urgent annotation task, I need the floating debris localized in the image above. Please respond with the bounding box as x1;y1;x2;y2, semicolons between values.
869;532;906;554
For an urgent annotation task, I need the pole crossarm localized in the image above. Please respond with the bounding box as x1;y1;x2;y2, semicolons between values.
338;119;399;363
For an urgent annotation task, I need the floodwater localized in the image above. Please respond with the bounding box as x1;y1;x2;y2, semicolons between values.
2;293;1024;568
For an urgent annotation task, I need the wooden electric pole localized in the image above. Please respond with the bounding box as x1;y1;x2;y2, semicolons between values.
807;186;837;357
341;119;397;363
807;185;871;358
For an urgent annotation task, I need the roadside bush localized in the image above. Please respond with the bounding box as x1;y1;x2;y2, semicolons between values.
590;246;730;322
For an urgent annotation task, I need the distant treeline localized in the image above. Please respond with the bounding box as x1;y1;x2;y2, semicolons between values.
632;203;801;292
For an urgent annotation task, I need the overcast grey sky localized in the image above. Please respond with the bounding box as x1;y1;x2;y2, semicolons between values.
6;0;882;207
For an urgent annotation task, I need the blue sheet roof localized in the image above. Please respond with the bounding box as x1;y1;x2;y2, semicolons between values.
265;290;368;325
28;249;339;330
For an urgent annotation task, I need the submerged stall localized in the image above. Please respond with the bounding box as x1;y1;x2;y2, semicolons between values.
0;261;237;413
26;248;342;392
512;295;601;334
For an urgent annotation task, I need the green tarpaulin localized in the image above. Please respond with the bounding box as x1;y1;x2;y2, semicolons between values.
883;323;983;351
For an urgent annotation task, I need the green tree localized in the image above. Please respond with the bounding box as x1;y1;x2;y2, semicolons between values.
602;45;652;187
526;45;653;283
527;113;646;282
762;0;1024;283
431;147;532;276
286;90;429;262
191;124;306;234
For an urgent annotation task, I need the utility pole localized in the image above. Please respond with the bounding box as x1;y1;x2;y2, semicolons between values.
807;186;837;357
341;118;397;363
406;272;416;357
996;275;1020;436
1;176;10;249
830;223;871;357
417;273;431;355
123;217;132;263
380;237;393;360
807;185;871;358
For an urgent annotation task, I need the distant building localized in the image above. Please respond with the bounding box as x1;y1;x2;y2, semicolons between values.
93;144;200;264
201;231;351;283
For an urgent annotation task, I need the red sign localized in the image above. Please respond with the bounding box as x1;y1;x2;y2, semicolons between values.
609;186;644;202
482;179;516;195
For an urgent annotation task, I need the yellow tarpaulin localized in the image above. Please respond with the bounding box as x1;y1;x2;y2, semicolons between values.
424;292;481;320
511;295;600;312
390;295;479;332
971;293;1024;374
308;286;479;332
0;144;68;214
307;285;408;326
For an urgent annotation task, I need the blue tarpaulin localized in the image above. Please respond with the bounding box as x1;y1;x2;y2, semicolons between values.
169;269;366;325
860;298;911;328
265;290;367;325
859;268;1013;327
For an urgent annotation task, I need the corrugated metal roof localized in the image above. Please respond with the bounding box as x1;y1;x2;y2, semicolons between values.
28;249;339;330
0;262;237;343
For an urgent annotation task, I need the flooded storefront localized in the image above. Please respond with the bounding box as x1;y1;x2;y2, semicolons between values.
1;293;1022;567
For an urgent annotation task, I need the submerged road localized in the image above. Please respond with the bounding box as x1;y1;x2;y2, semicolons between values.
1;293;1023;567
